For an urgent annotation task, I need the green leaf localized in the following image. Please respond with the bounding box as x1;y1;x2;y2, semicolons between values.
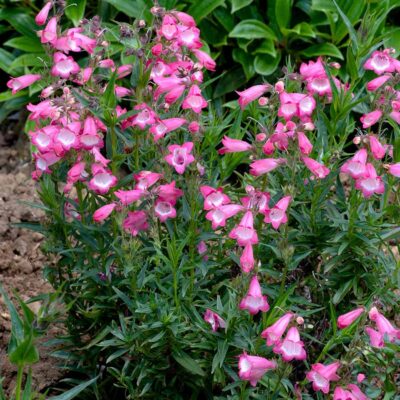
9;337;39;365
252;39;276;57
48;377;98;400
231;0;253;13
65;0;87;27
232;48;255;80
102;71;117;109
275;0;292;31
4;36;43;53
188;0;225;22
332;0;359;48
9;54;49;71
172;350;205;376
103;0;152;23
253;52;281;75
213;67;247;98
281;22;316;38
0;48;14;73
22;369;32;400
229;20;277;40
301;43;343;59
0;10;37;38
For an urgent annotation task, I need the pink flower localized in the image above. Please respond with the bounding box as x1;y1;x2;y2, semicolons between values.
337;307;365;329
355;163;385;198
123;211;149;236
182;85;207;113
93;203;116;222
165;142;195;174
131;104;157;129
218;136;252;154
134;171;163;191
88;168;117;195
35;1;52;25
114;189;144;205
366;75;391;91
193;49;216;71
388;162;400;177
263;196;291;229
240;243;255;273
206;204;243;229
297;131;313;155
51;52;80;79
365;327;384;348
302;156;330;179
155;182;183;206
261;312;294;346
360;110;382;129
364;50;396;75
117;64;133;78
200;186;230;210
39;16;57;44
7;74;41;94
237;85;269;109
188;121;200;133
239;275;269;315
347;384;368;400
357;374;366;383
238;352;277;387
249;158;286;176
333;387;355;400
229;211;258;246
203;309;226;331
306;361;340;394
154;200;177;222
149;118;186;141
273;327;307;362
369;135;386;159
369;307;400;342
340;149;368;179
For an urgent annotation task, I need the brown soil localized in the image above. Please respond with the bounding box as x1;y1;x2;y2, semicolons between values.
0;132;63;395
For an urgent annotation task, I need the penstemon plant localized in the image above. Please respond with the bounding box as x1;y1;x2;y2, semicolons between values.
4;1;400;399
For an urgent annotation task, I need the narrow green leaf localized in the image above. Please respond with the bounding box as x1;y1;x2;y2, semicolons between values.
172;350;205;376
48;377;98;400
301;43;343;59
0;48;14;73
4;36;43;53
253;53;281;75
188;0;225;22
65;0;87;27
332;0;359;48
231;0;253;13
103;0;152;22
275;0;292;31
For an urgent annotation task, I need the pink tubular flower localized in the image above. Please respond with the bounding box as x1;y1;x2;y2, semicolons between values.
365;326;384;348
88;168;117;195
218;136;252;154
306;361;340;394
366;75;391;91
388;162;400;177
229;211;258;246
188;121;200;133
337;307;365;329
93;203;116;222
7;74;41;94
240;243;255;273
200;186;230;210
51;52;80;79
263;196;291;230
206;204;243;229
35;1;52;25
297;131;313;155
239;275;269;315
238;352;277;387
131;103;157;129
249;158;286;176
123;211;149;236
369;135;386;159
182;85;207;113
237;84;269;109
364;50;396;74
302;156;330;179
261;312;294;346
360;110;382;129
156;181;183;205
333;387;355;400
164;142;195;174
347;384;368;400
357;373;366;383
203;309;226;331
340;149;368;179
273;327;307;362
154;200;177;222
114;189;144;205
149;118;186;141
355;163;385;198
39;16;57;44
193;49;216;71
369;307;400;342
134;171;162;191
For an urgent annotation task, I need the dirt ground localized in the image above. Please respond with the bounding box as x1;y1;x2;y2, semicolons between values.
0;131;63;395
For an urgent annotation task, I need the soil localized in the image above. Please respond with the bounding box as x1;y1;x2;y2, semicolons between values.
0;129;63;395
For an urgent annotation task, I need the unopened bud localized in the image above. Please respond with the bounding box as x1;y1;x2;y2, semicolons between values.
330;62;341;69
258;96;268;106
296;316;304;325
101;41;109;47
303;122;315;131
275;81;285;94
353;136;361;145
256;133;266;142
197;162;205;176
139;20;146;28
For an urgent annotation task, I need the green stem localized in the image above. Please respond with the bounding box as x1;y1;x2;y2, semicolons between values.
15;365;24;400
110;124;118;175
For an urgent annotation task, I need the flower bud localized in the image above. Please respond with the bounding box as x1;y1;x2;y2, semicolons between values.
258;96;268;106
275;81;285;94
256;133;266;142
